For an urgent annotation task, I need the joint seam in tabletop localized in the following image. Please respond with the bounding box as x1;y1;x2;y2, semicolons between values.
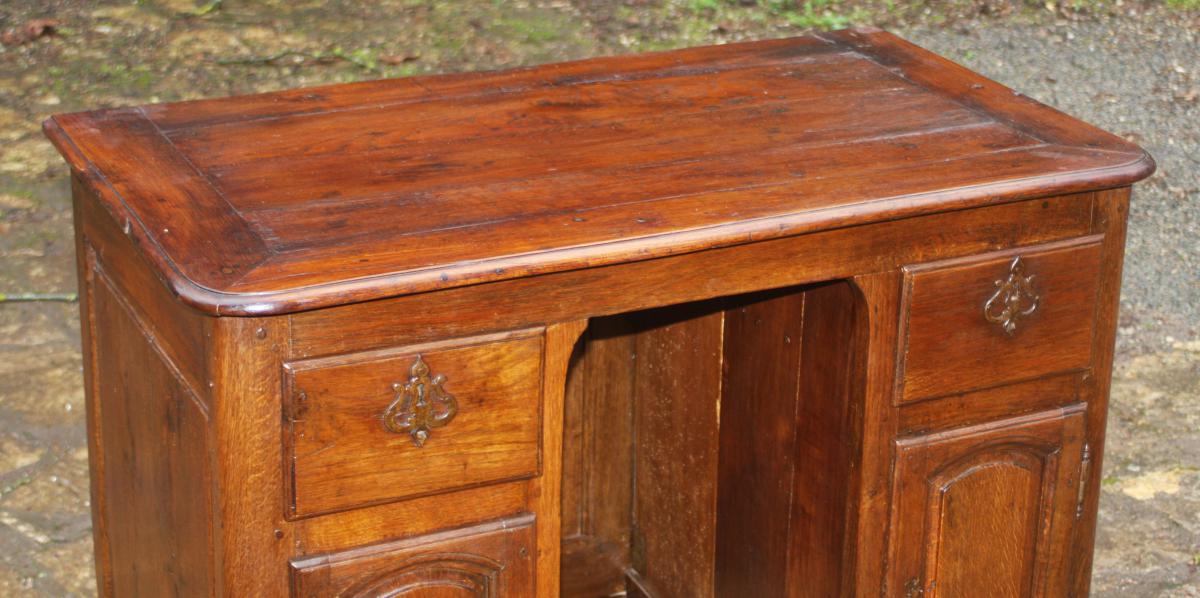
228;145;1134;284
235;138;1054;285
148;42;857;132
162;52;864;137
43;31;1156;316
213;152;1149;315
44;114;276;313
240;117;1006;232
138;106;284;248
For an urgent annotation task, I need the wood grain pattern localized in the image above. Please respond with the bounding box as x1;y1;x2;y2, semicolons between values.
284;330;544;518
73;180;113;597
289;193;1096;359
784;281;865;597
209;316;293;597
57;31;1151;598
888;406;1086;598
290;514;536;597
88;262;215;597
631;304;726;598
845;271;904;598
714;289;806;596
295;481;530;556
898;236;1104;403
1068;187;1133;596
531;320;588;598
561;317;636;553
560;535;628;597
74;174;212;400
44;31;1153;315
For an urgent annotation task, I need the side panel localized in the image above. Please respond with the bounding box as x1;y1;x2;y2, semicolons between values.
87;262;216;597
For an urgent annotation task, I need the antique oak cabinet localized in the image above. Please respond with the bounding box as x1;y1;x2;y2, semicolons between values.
46;29;1153;597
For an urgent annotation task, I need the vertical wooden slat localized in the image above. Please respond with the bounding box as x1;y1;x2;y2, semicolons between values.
561;330;588;540
714;289;806;596
210;317;292;597
533;320;588;598
73;180;114;597
1068;186;1132;595
581;317;637;548
630;304;726;598
562;316;637;544
846;271;904;597
786;281;865;597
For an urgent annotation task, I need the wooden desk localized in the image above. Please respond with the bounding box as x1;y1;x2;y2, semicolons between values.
46;28;1154;597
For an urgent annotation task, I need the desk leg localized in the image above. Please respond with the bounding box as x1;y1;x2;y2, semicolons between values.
847;272;903;598
1068;187;1131;595
534;320;588;598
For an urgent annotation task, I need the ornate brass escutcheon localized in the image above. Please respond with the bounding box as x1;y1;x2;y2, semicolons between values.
383;355;458;447
983;256;1041;335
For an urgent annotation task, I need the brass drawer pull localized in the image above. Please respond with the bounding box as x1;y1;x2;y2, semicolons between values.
984;256;1040;335
383;355;458;447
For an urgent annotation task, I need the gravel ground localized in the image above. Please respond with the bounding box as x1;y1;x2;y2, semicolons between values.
0;2;1195;596
906;21;1200;355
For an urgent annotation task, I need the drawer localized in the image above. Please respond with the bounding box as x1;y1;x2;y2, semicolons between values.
290;514;535;597
284;329;544;518
897;236;1103;404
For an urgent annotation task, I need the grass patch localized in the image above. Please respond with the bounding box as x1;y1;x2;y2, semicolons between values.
685;0;868;30
767;0;868;29
497;14;564;44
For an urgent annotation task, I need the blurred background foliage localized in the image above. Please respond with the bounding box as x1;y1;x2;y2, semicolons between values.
0;0;1197;115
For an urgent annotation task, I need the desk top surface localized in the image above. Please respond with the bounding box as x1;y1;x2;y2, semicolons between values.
46;28;1152;315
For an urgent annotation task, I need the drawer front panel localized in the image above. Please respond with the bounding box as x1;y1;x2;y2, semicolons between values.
898;236;1103;404
285;330;544;518
290;514;536;597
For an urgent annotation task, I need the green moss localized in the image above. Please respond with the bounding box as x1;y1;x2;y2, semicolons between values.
682;0;867;31
497;14;564;44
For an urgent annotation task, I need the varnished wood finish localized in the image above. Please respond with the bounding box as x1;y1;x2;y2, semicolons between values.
283;330;545;518
888;406;1086;597
714;289;807;596
898;236;1104;403
86;263;215;596
1069;187;1133;596
630;305;725;598
562;317;636;551
52;29;1152;598
532;320;588;598
209;316;294;596
845;271;905;598
294;481;530;556
898;374;1083;437
559;536;628;597
46;30;1150;315
784;281;866;597
288;193;1096;360
290;514;536;597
